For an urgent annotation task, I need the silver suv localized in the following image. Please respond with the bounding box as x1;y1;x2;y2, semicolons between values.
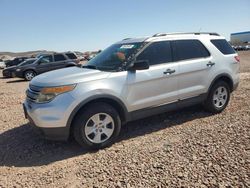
23;32;240;149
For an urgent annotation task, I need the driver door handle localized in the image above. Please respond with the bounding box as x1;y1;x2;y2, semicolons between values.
164;69;175;75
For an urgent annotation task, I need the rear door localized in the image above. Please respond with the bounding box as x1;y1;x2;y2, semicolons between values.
126;40;179;111
172;39;212;100
53;54;69;69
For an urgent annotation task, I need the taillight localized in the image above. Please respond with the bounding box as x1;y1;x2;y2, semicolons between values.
234;56;240;63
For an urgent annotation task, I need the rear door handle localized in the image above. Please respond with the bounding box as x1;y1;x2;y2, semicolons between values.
164;69;175;75
207;61;215;67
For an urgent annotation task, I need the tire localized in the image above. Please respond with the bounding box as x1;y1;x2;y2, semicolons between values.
24;70;36;81
73;102;121;149
203;81;230;113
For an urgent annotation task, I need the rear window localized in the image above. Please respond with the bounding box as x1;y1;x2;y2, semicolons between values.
65;53;77;60
211;39;235;55
174;40;210;61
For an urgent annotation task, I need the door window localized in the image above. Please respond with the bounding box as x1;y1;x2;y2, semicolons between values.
174;40;210;61
39;55;53;64
65;53;77;60
54;54;66;62
137;41;173;66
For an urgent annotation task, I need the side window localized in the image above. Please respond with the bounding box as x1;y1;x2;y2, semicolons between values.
211;39;235;55
54;54;66;62
174;40;210;61
39;55;53;64
65;53;77;60
137;41;172;65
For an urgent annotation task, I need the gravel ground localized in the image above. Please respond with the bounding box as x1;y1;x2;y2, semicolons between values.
0;52;249;187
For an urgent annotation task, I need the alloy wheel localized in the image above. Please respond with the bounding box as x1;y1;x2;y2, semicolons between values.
84;113;115;144
213;86;228;108
25;72;35;80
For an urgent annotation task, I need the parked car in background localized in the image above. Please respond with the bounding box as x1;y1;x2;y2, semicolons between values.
64;52;80;63
243;45;250;50
74;51;86;61
23;32;239;149
5;57;28;67
233;45;250;51
15;52;78;80
2;58;37;78
0;59;6;69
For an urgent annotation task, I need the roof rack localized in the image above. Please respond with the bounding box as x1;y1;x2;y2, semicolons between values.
122;38;132;41
152;32;220;37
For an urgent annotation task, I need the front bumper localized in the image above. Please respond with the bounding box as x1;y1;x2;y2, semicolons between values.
23;103;70;140
2;70;12;77
23;93;76;141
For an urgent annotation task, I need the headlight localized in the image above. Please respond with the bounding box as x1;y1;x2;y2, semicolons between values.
36;84;76;103
16;68;21;71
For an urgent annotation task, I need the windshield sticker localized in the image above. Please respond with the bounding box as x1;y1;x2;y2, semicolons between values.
120;45;135;49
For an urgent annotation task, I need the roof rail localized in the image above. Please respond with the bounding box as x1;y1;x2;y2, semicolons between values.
122;38;132;41
152;32;220;37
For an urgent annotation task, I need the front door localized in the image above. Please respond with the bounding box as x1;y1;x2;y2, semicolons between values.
126;41;179;112
36;55;54;74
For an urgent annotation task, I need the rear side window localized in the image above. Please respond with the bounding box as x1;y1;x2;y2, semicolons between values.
65;53;77;60
137;41;172;65
211;39;235;55
54;54;66;61
174;40;210;61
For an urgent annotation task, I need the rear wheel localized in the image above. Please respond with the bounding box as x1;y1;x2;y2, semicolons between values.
73;102;121;149
203;81;230;113
24;70;36;81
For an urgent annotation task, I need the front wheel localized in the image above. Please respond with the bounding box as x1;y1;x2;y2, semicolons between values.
24;70;36;81
73;102;121;149
203;81;230;113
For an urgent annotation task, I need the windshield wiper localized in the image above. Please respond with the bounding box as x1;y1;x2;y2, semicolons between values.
82;65;97;70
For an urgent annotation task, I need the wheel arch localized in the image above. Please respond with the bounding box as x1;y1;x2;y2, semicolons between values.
23;69;37;77
67;95;129;136
208;73;234;93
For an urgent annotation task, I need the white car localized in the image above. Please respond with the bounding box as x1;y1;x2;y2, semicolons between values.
0;61;6;69
24;32;240;149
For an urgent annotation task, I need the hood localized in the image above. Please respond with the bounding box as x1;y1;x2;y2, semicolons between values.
4;65;17;71
31;67;111;87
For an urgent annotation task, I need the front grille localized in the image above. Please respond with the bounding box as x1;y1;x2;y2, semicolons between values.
26;85;43;102
3;70;10;77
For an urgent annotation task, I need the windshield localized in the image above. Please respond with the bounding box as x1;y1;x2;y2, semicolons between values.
84;42;143;71
19;59;36;66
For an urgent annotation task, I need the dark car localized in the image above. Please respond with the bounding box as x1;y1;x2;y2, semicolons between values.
2;58;37;78
5;57;28;67
64;52;80;63
15;52;78;80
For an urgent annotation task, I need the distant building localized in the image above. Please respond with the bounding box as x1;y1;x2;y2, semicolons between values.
230;31;250;44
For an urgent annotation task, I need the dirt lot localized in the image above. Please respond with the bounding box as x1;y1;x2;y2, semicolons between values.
0;52;249;187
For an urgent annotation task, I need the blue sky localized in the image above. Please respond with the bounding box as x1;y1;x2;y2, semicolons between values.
0;0;249;52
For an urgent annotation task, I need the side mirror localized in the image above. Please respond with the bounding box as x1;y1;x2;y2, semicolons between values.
128;60;149;71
